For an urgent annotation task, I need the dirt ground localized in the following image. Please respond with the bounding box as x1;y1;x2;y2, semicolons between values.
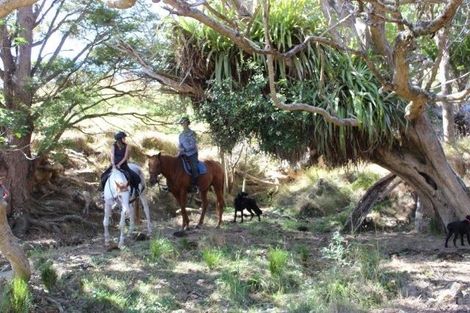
2;204;470;313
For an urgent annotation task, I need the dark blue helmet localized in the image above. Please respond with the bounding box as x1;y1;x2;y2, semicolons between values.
114;131;127;141
178;116;190;125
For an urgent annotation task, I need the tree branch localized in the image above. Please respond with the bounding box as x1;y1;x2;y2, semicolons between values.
0;0;39;18
115;40;201;95
411;0;463;37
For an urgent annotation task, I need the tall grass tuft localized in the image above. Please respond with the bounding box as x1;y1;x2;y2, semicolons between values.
201;248;223;270
267;247;289;276
40;260;58;292
1;277;32;313
149;238;175;262
218;270;250;305
355;246;381;280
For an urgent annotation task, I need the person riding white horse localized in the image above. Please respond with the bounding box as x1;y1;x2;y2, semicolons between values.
103;163;152;248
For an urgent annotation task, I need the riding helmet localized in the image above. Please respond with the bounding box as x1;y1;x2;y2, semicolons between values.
114;131;127;141
178;116;190;125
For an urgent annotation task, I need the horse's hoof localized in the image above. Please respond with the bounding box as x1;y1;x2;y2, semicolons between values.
195;224;202;229
173;230;187;237
105;243;119;252
133;232;149;241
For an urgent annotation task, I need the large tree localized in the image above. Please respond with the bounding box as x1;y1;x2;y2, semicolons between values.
0;0;153;232
111;0;470;227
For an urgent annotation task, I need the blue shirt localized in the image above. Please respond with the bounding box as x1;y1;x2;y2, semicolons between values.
179;129;198;156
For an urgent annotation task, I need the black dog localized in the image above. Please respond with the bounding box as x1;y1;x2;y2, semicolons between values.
233;191;262;223
445;215;470;248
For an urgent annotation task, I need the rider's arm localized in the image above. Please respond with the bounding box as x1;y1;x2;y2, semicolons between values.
110;145;116;168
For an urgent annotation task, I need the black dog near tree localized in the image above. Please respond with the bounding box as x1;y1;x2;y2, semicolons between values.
445;215;470;248
233;191;262;223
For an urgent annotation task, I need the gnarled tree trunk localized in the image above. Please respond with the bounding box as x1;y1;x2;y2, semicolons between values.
0;6;35;234
373;115;470;228
0;199;30;281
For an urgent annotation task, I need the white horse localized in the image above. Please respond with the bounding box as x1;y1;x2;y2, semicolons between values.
103;163;152;248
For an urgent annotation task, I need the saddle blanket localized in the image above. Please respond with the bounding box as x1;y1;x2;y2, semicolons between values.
182;159;208;176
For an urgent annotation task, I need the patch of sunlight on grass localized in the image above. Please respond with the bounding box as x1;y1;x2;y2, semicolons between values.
173;261;206;274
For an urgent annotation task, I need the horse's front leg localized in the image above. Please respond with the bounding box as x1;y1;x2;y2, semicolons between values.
139;194;152;236
118;205;128;249
127;202;135;235
197;190;209;228
103;200;113;246
178;192;190;230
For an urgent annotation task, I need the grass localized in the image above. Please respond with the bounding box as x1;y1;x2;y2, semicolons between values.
201;248;223;270
40;260;58;292
149;237;176;263
218;270;251;306
0;277;32;313
267;247;289;276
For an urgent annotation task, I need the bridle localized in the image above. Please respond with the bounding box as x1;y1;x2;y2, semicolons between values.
151;154;168;192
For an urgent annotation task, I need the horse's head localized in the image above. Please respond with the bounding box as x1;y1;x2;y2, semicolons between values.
147;153;162;186
105;168;131;205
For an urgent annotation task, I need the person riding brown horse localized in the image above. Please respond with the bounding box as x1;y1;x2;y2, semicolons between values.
147;153;225;230
177;116;199;193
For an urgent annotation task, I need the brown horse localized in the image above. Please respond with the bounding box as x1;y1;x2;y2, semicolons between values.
147;153;225;229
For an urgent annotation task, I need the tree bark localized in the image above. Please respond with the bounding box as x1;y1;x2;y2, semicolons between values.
0;199;31;280
0;0;38;18
344;173;397;233
0;6;35;229
373;115;470;228
435;28;455;143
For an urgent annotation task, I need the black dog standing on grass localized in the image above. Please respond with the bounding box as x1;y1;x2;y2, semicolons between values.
233;191;263;223
445;215;470;248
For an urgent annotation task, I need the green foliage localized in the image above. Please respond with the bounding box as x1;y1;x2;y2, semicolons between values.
351;171;381;191
149;238;176;262
296;245;309;264
354;246;381;281
218;270;251;305
40;261;58;292
321;231;350;266
0;278;32;313
172;0;406;164
200;55;405;163
201;248;223;270
267;247;289;276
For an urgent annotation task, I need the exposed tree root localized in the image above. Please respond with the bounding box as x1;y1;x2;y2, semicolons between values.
343;174;399;234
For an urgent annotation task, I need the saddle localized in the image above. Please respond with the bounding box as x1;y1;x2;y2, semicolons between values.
181;157;208;176
101;168;140;197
